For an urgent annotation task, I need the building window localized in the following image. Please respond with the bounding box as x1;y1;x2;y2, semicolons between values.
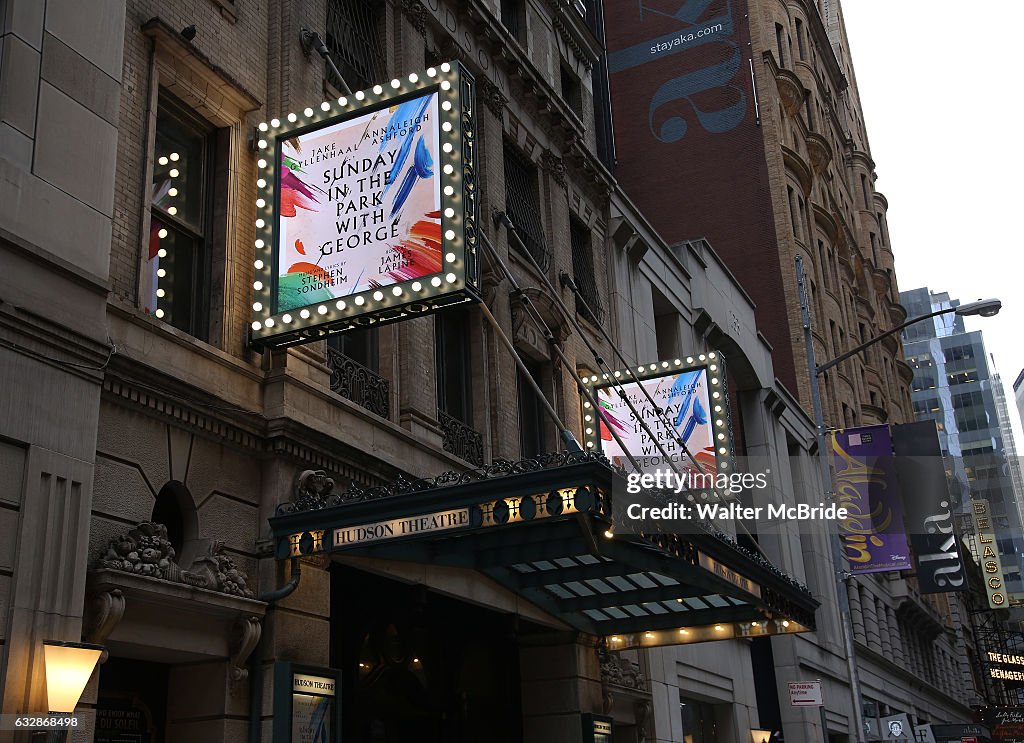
501;0;527;45
775;23;786;66
804;95;814;131
570;217;603;325
329;327;378;373
436;307;473;425
869;232;878;265
503;142;551;270
787;186;798;237
680;697;718;743
861;173;871;209
326;0;386;93
147;91;217;339
795;18;806;59
560;64;583;117
653;286;679;359
518;359;547;458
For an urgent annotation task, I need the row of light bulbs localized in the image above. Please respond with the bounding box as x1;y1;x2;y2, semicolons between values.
249;63;464;337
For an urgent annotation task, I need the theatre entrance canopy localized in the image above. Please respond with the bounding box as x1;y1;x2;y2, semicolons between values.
269;452;818;649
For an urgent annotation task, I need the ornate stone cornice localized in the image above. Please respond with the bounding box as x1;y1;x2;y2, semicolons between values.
479;78;508;117
399;0;428;36
540;149;567;187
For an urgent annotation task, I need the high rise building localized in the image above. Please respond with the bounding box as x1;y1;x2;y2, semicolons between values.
900;287;1024;595
992;361;1024;531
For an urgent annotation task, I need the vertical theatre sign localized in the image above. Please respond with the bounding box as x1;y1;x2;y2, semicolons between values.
582;353;735;496
972;498;1007;608
249;63;479;347
831;425;912;573
892;421;967;593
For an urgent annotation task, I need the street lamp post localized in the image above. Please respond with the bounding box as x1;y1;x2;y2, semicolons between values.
795;256;999;743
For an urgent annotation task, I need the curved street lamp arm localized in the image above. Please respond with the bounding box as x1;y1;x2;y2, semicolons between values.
815;307;952;377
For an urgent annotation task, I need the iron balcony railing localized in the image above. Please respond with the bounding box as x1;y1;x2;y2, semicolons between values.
326;347;390;419
437;409;484;466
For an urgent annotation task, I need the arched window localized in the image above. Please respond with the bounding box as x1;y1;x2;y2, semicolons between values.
152;481;198;558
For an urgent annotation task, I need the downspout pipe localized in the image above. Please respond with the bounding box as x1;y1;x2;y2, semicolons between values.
249;558;302;743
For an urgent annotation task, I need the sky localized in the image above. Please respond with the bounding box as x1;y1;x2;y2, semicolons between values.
841;1;1024;442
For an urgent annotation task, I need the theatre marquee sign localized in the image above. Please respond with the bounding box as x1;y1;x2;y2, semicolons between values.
249;62;480;348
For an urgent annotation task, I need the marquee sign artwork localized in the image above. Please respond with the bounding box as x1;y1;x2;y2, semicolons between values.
581;353;735;497
249;62;479;347
972;499;1007;608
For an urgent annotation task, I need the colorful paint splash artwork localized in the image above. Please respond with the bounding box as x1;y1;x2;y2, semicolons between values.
597;368;717;475
276;91;442;313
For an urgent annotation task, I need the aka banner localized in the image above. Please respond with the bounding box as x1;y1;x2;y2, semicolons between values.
892;421;967;593
831;424;912;573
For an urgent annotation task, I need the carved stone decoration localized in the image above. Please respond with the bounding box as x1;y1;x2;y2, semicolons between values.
295;469;336;511
400;0;428;36
510;286;573;350
479;78;509;118
601;654;648;691
95;523;186;582
229;615;263;681
424;46;445;70
186;540;256;598
93;523;256;598
540;150;567;187
634;699;652;743
84;589;126;663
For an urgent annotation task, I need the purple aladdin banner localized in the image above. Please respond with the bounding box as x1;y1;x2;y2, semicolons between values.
831;424;912;574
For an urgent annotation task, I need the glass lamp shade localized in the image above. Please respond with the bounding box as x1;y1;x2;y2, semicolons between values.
43;641;104;713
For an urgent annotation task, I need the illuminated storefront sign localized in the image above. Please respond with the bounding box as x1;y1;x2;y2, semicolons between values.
250;62;479;347
973;499;1007;608
581;353;734;497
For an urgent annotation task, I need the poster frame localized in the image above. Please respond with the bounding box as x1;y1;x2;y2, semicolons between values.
581;352;735;498
249;61;479;348
272;661;342;743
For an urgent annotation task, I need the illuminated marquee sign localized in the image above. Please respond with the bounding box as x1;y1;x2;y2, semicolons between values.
972;499;1007;608
249;62;479;347
989;652;1024;682
581;353;734;496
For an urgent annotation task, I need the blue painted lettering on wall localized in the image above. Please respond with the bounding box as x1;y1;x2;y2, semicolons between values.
610;0;747;143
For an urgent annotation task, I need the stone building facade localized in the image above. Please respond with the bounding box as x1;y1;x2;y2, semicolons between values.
0;1;986;743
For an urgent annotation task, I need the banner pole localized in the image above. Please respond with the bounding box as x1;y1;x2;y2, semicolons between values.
797;255;868;743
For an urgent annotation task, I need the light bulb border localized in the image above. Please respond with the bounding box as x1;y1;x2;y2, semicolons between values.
249;61;479;348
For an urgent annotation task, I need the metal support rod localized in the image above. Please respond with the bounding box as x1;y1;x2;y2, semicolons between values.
477;300;581;451
476;237;648;472
299;28;353;96
797;255;867;743
488;218;784;566
495;212;708;479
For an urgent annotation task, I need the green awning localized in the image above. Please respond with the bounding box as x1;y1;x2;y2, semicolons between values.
270;452;818;647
